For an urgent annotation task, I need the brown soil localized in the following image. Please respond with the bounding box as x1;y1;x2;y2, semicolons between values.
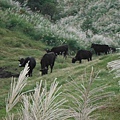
0;67;19;78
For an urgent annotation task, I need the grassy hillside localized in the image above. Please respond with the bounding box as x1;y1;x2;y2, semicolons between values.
0;27;120;119
0;0;120;119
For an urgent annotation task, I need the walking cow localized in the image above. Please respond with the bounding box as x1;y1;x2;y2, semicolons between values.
40;52;56;75
72;50;92;63
18;57;36;77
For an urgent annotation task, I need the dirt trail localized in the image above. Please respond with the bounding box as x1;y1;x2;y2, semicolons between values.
0;67;19;78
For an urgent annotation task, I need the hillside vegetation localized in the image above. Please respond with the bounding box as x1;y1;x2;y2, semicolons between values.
0;0;120;120
0;0;120;50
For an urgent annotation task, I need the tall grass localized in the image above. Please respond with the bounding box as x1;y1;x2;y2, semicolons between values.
4;63;70;120
4;64;115;120
107;59;120;78
65;67;115;120
6;62;29;113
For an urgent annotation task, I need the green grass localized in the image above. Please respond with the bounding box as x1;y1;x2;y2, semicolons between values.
0;28;120;119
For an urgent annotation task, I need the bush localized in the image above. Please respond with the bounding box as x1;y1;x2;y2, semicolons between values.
41;2;57;19
67;39;80;51
0;0;13;10
16;0;58;19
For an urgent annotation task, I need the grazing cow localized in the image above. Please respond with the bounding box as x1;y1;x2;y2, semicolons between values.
91;43;110;55
18;57;36;77
72;50;92;63
40;52;56;75
46;44;68;58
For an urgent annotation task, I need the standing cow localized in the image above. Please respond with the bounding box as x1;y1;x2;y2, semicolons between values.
46;44;68;58
72;50;92;63
91;43;110;55
40;52;56;75
18;57;36;77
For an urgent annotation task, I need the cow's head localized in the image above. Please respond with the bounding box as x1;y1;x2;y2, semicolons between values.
72;57;76;63
18;58;25;67
40;67;48;75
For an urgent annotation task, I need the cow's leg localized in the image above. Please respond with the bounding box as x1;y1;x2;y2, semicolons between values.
95;51;97;55
29;69;33;77
50;64;54;73
64;51;67;59
63;53;66;59
79;59;82;63
98;52;100;55
90;57;92;61
105;51;107;54
46;66;48;74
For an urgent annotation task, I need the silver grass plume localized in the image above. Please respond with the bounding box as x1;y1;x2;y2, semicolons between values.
107;59;120;78
66;67;115;120
20;79;71;120
6;62;29;113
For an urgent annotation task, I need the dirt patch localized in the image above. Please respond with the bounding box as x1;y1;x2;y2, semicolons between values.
0;67;19;78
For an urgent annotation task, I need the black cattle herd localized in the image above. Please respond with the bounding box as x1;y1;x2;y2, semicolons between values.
18;43;116;76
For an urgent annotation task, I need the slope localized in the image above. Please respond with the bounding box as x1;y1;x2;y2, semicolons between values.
0;27;120;119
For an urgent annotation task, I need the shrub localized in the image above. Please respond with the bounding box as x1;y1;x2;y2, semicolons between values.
0;0;13;10
16;0;58;19
67;39;80;51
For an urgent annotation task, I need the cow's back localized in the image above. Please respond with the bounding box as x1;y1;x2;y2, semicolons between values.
76;50;92;59
91;43;109;52
41;52;56;68
51;44;68;54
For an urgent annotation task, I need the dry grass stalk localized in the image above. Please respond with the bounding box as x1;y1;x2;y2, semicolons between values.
4;113;14;120
66;67;115;120
5;63;70;120
107;59;120;78
20;79;70;120
5;64;115;120
6;62;29;112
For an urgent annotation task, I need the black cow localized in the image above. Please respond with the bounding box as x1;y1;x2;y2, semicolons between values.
91;43;110;55
40;52;56;75
72;50;92;63
18;57;36;77
46;44;68;58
